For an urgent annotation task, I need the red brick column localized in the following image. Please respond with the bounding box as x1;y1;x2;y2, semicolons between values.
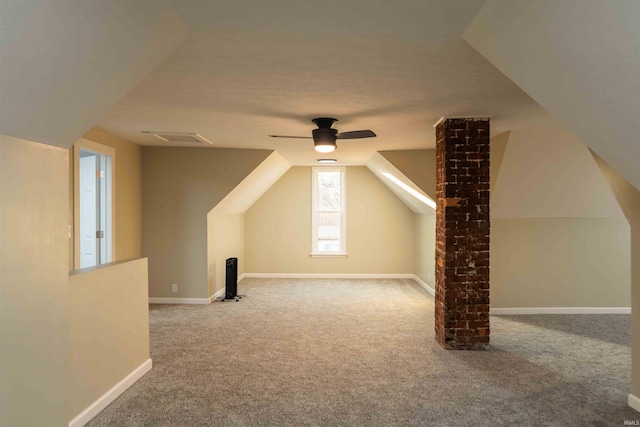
434;118;490;350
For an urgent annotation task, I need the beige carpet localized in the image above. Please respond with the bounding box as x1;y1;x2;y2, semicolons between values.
88;278;638;426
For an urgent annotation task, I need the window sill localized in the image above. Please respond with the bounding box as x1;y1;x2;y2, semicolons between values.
310;253;348;258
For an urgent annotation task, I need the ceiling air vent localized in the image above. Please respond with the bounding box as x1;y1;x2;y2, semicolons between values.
142;131;213;145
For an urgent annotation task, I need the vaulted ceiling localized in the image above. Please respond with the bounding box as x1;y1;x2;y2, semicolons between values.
96;0;543;166
1;1;638;188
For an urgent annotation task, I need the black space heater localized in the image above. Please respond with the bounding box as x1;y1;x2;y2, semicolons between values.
220;258;244;302
225;257;238;299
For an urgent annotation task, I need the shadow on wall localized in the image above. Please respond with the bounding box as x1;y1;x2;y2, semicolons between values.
207;152;291;297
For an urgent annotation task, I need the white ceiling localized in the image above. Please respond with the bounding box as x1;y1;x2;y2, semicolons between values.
96;0;545;166
3;0;636;186
464;0;640;191
0;0;188;149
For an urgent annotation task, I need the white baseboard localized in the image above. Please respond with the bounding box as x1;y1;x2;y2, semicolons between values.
148;297;211;304
491;307;631;315
208;287;225;303
238;273;246;282
241;273;433;296
629;393;640;413
151;276;248;304
241;273;415;279
412;275;435;296
69;358;152;427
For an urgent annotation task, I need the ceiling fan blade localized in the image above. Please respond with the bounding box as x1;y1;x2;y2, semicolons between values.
268;135;313;139
336;130;377;139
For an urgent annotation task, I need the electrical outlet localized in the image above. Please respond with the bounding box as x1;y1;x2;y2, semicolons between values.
172;284;178;293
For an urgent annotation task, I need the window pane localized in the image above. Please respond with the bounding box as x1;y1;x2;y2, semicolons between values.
318;240;341;252
318;212;340;239
317;171;341;210
312;167;345;254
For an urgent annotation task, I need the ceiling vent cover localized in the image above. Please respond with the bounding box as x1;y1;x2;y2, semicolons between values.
142;131;213;145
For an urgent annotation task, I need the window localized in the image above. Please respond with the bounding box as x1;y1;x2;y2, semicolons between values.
312;167;346;256
73;140;115;269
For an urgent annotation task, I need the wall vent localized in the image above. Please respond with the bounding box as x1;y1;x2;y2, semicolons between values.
142;131;213;145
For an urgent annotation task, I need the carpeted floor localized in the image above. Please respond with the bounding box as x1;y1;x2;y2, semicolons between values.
88;278;638;426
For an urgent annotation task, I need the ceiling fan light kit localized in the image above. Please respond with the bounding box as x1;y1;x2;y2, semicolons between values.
313;129;338;153
314;144;336;153
269;117;376;153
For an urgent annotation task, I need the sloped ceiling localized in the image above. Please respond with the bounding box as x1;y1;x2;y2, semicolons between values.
379;149;436;198
5;0;635;179
367;152;434;214
0;1;189;149
0;0;545;164
92;0;543;166
592;151;640;223
464;0;640;190
489;131;509;193
491;115;625;219
209;151;291;215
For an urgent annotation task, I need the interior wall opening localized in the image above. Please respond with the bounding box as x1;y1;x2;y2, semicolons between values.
73;140;115;270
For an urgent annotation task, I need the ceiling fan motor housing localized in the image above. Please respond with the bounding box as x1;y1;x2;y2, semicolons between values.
311;117;338;129
312;128;338;143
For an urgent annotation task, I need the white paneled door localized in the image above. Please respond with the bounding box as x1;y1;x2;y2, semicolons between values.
78;149;112;269
79;154;98;268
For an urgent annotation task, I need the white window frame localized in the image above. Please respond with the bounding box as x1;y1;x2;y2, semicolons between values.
311;167;347;257
73;139;116;270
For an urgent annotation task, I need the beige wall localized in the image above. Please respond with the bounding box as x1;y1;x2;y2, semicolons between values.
69;258;150;420
366;122;632;309
69;128;143;270
414;214;435;289
84;128;144;260
634;224;640;395
492;125;624;219
376;150;436;288
245;166;415;274
143;147;271;298
0;134;69;426
207;214;245;297
205;152;290;297
491;218;630;307
591;151;640;395
489;123;631;308
379;122;631;308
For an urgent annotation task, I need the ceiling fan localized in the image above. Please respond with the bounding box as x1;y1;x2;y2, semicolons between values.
269;117;376;153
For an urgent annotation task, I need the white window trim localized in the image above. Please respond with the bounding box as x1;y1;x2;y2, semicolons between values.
73;138;116;270
311;166;347;257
